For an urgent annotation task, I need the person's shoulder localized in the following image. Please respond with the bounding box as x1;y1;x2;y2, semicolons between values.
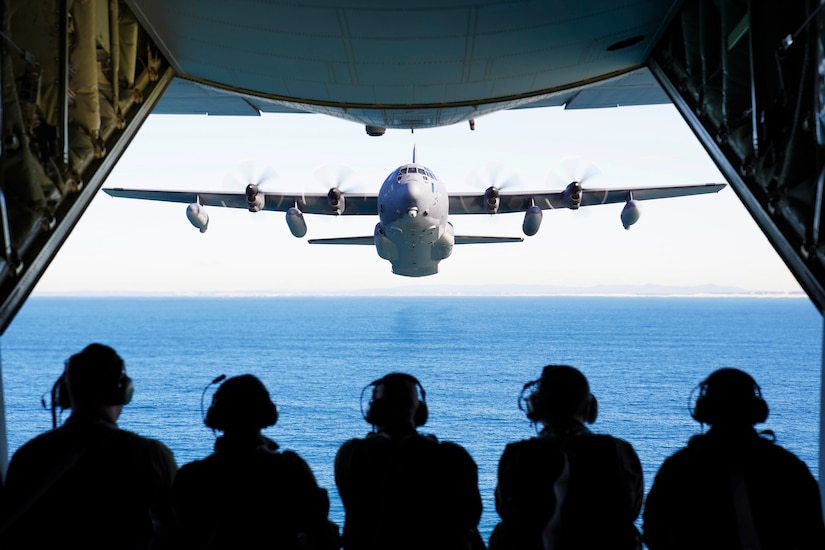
112;427;177;466
337;435;373;455
9;425;76;464
753;435;812;468
116;427;173;451
274;448;311;466
603;433;640;454
176;455;210;480
437;438;472;454
12;428;59;453
501;436;541;454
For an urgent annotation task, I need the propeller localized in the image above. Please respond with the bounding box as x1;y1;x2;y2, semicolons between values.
223;159;279;191
312;163;357;193
224;159;279;213
546;157;602;213
547;156;601;188
463;162;524;217
465;161;523;192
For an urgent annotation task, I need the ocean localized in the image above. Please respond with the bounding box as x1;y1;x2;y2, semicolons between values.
0;296;821;541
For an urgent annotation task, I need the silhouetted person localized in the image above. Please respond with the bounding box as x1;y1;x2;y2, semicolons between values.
335;372;484;550
0;343;178;549
172;374;339;549
643;367;825;550
489;365;643;550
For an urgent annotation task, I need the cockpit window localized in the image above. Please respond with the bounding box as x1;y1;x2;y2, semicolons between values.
417;168;425;174
399;167;407;174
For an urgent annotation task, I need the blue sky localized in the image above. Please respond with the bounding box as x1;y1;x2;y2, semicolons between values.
33;103;801;295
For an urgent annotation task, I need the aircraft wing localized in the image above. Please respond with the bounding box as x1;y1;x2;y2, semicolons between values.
448;183;726;214
102;188;379;215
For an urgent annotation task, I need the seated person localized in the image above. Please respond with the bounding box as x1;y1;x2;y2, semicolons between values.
335;372;484;550
172;374;339;549
490;365;643;550
1;343;177;549
643;367;825;549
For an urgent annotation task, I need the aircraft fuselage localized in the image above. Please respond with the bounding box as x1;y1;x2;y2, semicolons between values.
375;164;454;276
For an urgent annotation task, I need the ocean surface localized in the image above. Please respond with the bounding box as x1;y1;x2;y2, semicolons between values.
0;296;821;541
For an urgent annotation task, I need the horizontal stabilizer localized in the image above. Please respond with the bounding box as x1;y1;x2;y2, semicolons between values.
308;236;374;245
455;236;524;244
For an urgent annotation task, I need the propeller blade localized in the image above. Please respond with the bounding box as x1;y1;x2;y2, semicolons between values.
313;163;356;192
547;156;601;187
465;161;522;191
224;159;279;190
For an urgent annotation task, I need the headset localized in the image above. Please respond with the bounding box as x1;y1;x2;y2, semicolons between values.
519;365;598;425
690;368;769;425
361;372;428;428
47;344;134;427
200;374;227;426
204;374;279;432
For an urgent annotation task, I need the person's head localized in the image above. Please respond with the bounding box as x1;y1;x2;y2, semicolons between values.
204;374;279;434
691;368;769;427
363;372;428;432
524;365;598;425
62;343;134;417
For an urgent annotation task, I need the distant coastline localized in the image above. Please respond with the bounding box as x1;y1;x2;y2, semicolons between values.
30;284;808;299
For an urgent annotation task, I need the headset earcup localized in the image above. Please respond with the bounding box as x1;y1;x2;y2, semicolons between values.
414;401;428;427
752;397;769;424
264;401;279;427
585;393;598;424
114;374;134;406
365;399;386;426
204;400;223;431
692;390;709;423
525;392;541;422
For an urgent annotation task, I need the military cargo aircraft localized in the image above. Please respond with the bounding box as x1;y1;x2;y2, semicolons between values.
103;153;725;277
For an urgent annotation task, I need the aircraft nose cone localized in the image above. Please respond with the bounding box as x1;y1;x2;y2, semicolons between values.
405;179;424;201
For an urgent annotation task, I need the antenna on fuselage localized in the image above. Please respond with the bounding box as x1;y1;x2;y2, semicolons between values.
412;145;416;164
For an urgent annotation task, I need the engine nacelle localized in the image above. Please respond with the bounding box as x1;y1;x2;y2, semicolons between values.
186;203;209;233
328;187;345;215
522;205;543;236
246;184;265;212
564;182;583;209
286;207;307;238
621;199;641;229
484;186;500;214
374;223;398;261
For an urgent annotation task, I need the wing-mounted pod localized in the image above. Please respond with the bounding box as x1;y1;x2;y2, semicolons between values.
563;182;583;209
286;206;307;238
484;186;500;214
186;198;209;233
620;192;641;229
246;184;265;212
522;204;543;236
328;187;345;215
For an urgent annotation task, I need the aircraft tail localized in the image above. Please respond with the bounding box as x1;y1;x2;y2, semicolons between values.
308;236;374;245
455;235;524;244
